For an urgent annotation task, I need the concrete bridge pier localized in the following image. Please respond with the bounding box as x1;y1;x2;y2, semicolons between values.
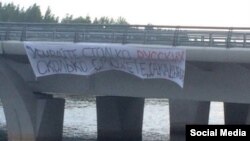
224;102;250;124
0;58;65;141
96;96;145;141
169;99;210;141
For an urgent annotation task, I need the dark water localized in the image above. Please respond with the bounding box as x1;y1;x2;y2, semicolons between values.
0;97;224;141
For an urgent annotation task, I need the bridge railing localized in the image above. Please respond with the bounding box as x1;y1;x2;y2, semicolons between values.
1;22;250;48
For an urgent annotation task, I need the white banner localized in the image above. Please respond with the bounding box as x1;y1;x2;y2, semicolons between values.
24;42;186;88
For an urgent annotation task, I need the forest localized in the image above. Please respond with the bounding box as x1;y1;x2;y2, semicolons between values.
0;2;128;24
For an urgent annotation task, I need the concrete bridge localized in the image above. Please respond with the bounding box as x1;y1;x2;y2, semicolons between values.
1;22;250;141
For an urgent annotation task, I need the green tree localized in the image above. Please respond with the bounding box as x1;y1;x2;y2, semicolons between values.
93;17;99;24
43;7;58;23
85;15;91;24
72;16;91;24
98;16;115;24
24;4;43;22
0;3;22;22
61;15;92;24
61;14;73;23
116;17;128;25
92;16;128;25
0;2;129;25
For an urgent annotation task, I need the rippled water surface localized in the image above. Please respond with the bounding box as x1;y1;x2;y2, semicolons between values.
0;98;224;141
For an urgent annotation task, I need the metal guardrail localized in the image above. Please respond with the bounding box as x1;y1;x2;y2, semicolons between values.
1;22;250;48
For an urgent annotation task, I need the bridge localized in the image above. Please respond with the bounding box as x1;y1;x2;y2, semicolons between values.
1;22;250;141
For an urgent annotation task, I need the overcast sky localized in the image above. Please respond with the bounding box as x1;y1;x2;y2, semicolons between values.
2;0;250;27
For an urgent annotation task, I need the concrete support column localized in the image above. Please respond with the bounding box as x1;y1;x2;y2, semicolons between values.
224;102;250;124
169;99;210;141
96;96;145;141
35;93;65;141
0;58;65;141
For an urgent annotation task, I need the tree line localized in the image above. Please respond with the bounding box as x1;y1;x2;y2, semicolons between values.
0;2;128;24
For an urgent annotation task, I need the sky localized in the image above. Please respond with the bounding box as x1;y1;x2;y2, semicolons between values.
2;0;250;27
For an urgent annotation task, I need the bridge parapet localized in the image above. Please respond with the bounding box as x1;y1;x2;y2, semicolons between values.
1;22;250;48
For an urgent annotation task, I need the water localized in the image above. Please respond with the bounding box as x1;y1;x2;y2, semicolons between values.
0;98;224;141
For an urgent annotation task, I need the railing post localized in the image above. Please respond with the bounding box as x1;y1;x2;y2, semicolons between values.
83;29;86;42
122;30;128;44
21;26;27;41
209;33;213;47
226;28;233;48
112;30;115;43
52;30;56;41
243;34;246;48
5;27;10;41
173;27;179;46
143;30;147;44
201;35;205;46
74;31;79;42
